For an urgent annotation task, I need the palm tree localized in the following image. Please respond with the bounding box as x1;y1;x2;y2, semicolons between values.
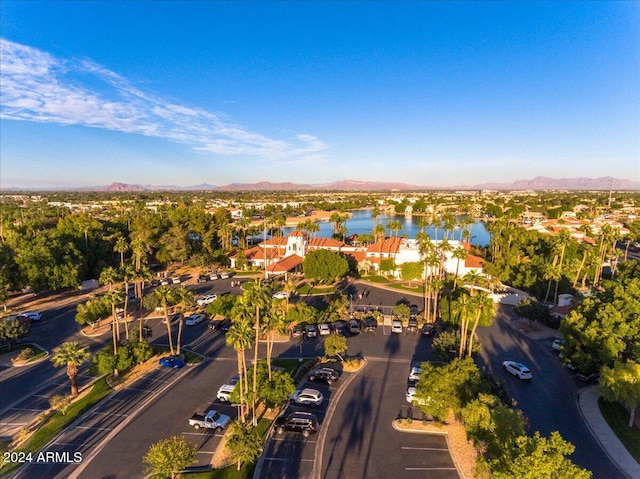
154;286;177;356
226;318;255;423
119;262;136;341
174;286;195;355
466;292;495;357
99;266;120;292
387;219;403;238
104;288;124;369
114;235;129;267
50;342;90;397
452;246;468;289
371;205;381;229
553;229;572;304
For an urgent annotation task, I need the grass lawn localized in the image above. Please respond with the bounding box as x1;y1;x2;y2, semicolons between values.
0;377;111;479
598;398;640;463
361;275;391;284
296;284;337;295
0;343;48;364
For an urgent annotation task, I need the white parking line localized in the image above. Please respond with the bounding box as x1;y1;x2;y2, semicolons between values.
264;457;314;462
74;426;113;431
196;451;217;455
405;467;457;471
10;407;46;412
270;437;317;444
90;411;128;418
0;422;28;426
401;446;448;451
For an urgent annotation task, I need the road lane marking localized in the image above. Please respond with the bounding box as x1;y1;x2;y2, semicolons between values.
89;411;128;417
270;437;317;444
264;457;314;462
74;426;113;431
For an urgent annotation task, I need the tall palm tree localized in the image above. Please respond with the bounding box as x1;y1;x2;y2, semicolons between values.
466;292;495;357
387;219;403;238
104;288;124;370
225;318;255;423
50;342;90;397
452;246;468;289
154;286;177;355
371;205;381;229
114;235;129;267
174;286;194;355
99;266;119;292
553;229;572;304
119;262;136;341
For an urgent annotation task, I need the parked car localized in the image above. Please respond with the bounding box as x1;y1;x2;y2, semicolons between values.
159;355;185;368
406;386;427;405
272;291;290;299
318;322;332;336
162;313;183;324
209;273;219;280
408;366;422;382
333;320;348;336
185;313;206;326
407;318;419;333
305;324;318;338
309;366;340;385
290;388;324;407
291;322;307;338
502;360;533;380
421;323;435;336
362;317;377;332
220;272;230;279
188;409;230;431
577;372;599;384
196;294;217;306
348;319;361;335
274;411;319;437
17;312;42;321
171;276;182;284
141;325;153;338
391;319;403;334
209;319;231;332
160;278;171;285
217;384;236;402
552;339;565;351
197;274;209;283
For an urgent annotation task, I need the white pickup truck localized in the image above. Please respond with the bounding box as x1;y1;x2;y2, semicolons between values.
188;409;231;431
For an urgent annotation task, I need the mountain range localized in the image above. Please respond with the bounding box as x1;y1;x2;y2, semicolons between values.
3;176;639;192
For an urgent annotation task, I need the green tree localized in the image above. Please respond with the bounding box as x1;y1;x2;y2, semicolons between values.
302;249;349;283
324;334;348;361
392;303;411;320
400;261;423;286
225;421;264;471
154;286;178;356
491;431;592;479
0;318;30;349
599;360;640;427
414;357;482;421
50;341;90;397
226;318;254;423
461;393;526;461
143;434;198;479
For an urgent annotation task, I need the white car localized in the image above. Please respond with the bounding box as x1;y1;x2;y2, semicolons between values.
171;277;182;284
185;313;206;326
197;294;217;306
406;386;418;404
502;361;533;380
217;384;236;402
552;339;565;351
20;312;42;321
391;319;403;334
408;366;422;382
318;323;332;336
272;291;290;299
290;388;324;407
220;272;230;279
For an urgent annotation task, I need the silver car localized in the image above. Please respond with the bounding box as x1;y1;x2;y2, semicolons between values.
502;360;533;380
290;388;324;407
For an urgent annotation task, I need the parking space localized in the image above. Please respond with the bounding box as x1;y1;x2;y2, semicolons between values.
257;374;340;479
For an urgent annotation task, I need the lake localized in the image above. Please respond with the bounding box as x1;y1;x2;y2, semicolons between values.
283;209;491;246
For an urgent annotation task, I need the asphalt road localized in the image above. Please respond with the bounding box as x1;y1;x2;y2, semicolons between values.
476;305;627;479
3;280;627;479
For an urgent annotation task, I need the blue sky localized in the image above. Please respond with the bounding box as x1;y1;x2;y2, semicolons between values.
1;1;638;188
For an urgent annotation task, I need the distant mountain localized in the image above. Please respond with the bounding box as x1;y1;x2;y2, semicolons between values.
472;176;640;191
3;176;638;192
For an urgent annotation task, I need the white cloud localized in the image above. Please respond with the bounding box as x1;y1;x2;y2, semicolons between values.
0;38;325;162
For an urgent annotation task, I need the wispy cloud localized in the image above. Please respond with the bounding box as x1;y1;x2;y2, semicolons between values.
0;38;325;161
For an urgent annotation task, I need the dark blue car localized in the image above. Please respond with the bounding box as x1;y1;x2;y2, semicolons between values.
159;355;186;369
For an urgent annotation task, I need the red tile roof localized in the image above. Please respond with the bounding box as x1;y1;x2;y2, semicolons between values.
367;237;403;254
308;237;346;248
267;254;303;273
465;254;485;268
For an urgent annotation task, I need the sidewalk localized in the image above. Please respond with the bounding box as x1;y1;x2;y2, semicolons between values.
578;386;640;479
